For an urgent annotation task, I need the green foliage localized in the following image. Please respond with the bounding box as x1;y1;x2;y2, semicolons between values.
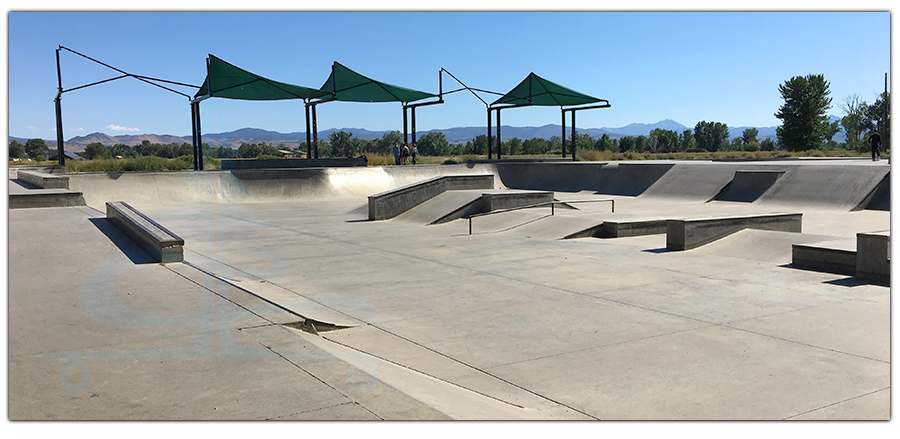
66;155;193;172
864;91;890;133
328;130;354;157
9;140;26;159
741;128;758;146
522;137;549;154
418;131;450;156
24;138;49;160
471;135;489;155
680;130;696;152
694;121;729;152
594;134;614;152
775;74;833;151
83;142;112;160
499;137;519;156
647;128;678;153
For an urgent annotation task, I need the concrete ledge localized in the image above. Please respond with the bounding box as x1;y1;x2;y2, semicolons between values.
9;192;86;209
598;219;668;238
667;213;802;251
106;201;184;263
857;231;890;284
791;244;857;276
368;175;494;220
18;170;70;189
220;157;367;169
480;190;553;211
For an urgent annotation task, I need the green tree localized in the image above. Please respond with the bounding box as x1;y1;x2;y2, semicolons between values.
840;94;867;150
595;134;614;151
505;137;524;156
471;135;489;155
110;143;136;158
83;142;112;160
694;121;729;152
648;128;678;153
9;140;26;159
679;130;696;151
238;143;262;158
863;91;890;149
823;120;842;147
775;74;833;151
741;128;759;146
522;137;548;154
572;133;592;154
328;131;353;157
760;138;777;151
24;138;49;160
618;136;634;152
418;132;450;156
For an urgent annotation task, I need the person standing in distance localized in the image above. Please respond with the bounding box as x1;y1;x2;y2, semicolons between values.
392;142;401;165
870;129;882;161
411;143;418;165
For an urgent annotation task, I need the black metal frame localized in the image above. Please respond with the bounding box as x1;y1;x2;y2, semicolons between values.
488;100;610;162
54;46;199;167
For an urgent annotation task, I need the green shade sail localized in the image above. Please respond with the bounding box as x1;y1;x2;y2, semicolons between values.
195;55;329;101
491;73;604;107
318;62;436;103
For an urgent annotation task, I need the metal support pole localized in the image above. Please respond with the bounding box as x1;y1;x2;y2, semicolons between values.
403;105;409;145
487;109;492;159
571;110;576;161
195;102;203;170
496;109;501;160
55;48;65;166
305;102;312;159
561;109;566;158
312;104;318;159
411;106;417;144
191;103;198;170
884;73;889;151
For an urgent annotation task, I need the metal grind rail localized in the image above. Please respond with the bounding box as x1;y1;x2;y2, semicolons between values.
468;199;615;235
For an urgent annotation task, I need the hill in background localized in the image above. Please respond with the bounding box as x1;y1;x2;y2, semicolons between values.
12;118;829;151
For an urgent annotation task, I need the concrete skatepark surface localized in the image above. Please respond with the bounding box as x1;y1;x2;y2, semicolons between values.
6;159;893;424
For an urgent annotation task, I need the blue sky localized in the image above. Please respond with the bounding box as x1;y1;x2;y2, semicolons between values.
6;10;891;140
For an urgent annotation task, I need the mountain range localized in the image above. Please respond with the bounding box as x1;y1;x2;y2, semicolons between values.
14;119;835;152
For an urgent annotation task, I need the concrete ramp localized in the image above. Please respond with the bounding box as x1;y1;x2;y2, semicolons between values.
689;229;841;263
711;170;785;203
66;164;501;210
755;163;888;210
854;172;890;211
495;162;609;192
393;190;485;224
596;162;674;196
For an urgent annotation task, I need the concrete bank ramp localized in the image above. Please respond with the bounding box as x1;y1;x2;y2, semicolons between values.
67;164;500;209
496;160;889;211
685;229;841;263
393;190;486;224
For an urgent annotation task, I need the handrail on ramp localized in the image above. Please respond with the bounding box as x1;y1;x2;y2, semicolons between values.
468;199;614;235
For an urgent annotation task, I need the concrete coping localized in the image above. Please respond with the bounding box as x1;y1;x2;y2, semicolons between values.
106;201;184;263
667;212;803;251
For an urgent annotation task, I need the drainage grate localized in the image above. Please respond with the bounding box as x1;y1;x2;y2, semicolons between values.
283;319;353;335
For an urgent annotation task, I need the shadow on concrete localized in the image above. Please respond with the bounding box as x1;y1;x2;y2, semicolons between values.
822;277;868;288
88;217;156;265
643;248;669;254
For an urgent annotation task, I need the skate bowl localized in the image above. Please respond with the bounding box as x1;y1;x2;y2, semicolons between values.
63;160;889;212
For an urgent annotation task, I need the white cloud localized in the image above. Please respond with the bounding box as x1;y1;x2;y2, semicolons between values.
27;125;37;130
106;124;140;132
74;127;84;131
